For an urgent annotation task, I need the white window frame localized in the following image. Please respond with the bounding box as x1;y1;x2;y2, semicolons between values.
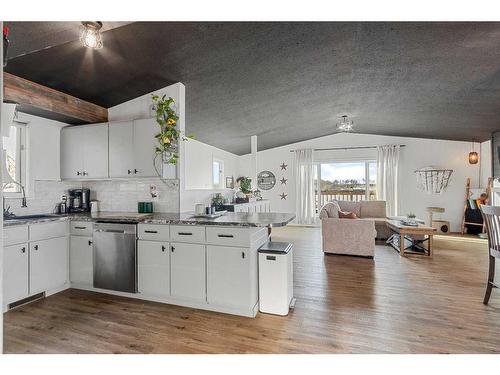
212;157;224;189
316;159;377;201
3;122;28;198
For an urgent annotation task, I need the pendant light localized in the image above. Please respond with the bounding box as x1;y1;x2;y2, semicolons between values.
80;21;103;49
468;141;479;165
336;115;354;132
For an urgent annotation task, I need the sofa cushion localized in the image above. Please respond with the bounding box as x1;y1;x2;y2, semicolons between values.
319;201;341;219
360;200;387;219
335;200;361;217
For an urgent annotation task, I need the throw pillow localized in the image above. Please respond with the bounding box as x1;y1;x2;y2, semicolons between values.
339;211;358;219
319;201;341;219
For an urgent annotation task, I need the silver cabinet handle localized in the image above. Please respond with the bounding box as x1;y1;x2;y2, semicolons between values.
134;169;138;174
161;245;166;252
21;247;26;253
144;230;158;234
127;169;132;175
76;171;81;176
88;240;93;246
178;232;192;236
83;171;88;176
74;226;87;230
34;245;39;251
218;234;234;238
171;245;175;252
242;252;245;259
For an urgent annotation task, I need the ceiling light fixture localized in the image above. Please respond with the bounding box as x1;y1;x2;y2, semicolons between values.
336;115;354;132
80;21;103;49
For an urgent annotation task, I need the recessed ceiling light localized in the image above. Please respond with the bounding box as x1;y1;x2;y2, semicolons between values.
80;21;103;49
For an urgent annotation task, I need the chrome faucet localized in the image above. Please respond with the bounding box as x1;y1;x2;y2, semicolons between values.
2;181;27;219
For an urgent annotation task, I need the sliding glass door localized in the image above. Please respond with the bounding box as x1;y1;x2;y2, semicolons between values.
315;161;377;212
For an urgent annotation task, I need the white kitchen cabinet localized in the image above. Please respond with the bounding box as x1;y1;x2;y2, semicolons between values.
133;118;161;177
170;242;206;302
61;123;109;179
138;240;170;297
30;236;68;295
61;126;84;179
3;243;29;306
70;236;93;286
108;119;160;178
109;120;134;177
207;245;258;310
83;123;109;178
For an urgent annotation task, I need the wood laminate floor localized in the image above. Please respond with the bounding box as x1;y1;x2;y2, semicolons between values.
4;226;500;354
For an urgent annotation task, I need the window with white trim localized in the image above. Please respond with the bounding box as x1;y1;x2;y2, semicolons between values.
212;158;224;188
3;122;27;196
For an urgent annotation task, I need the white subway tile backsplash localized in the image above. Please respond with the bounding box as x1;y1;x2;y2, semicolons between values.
5;178;179;215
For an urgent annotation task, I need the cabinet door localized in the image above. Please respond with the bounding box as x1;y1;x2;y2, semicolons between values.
83;123;109;179
138;240;170;297
170;242;206;302
133;118;161;177
60;126;84;179
109;121;134;177
3;243;29;305
207;245;256;309
70;236;93;286
30;237;68;295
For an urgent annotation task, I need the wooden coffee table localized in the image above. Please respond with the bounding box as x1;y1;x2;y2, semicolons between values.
386;220;437;257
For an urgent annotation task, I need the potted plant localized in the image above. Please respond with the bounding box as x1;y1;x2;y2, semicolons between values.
239;177;252;197
407;212;417;225
151;94;191;178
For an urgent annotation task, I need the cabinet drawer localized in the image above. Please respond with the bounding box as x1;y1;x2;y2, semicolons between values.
4;225;29;246
138;224;170;241
29;221;68;241
170;225;205;243
70;221;93;236
206;226;257;248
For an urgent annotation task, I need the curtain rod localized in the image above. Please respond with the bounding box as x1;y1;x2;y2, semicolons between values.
289;145;406;152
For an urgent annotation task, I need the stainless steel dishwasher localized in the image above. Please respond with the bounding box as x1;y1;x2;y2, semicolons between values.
93;222;137;293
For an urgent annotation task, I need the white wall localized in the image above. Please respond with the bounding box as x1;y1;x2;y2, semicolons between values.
240;132;492;232
480;140;492;189
181;138;240;212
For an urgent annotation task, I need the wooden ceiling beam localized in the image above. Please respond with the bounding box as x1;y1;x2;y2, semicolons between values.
3;72;108;123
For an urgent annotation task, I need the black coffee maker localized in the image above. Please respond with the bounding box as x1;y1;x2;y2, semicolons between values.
68;188;91;212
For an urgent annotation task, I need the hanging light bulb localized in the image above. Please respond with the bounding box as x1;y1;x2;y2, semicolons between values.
469;141;479;165
80;21;103;49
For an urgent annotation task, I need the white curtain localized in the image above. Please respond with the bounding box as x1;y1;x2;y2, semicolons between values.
377;145;400;217
294;149;316;225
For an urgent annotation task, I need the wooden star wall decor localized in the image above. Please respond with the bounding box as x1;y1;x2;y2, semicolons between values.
280;192;288;200
280;163;287;171
280;177;287;185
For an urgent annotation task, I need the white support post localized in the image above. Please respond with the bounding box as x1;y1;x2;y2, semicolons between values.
250;135;257;190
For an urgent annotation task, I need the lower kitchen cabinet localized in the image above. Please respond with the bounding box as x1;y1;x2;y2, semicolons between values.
30;236;68;295
138;240;170;297
170;242;206;302
3;243;29;305
207;245;258;310
70;236;93;286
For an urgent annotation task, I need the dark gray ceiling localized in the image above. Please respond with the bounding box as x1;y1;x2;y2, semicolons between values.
4;22;500;154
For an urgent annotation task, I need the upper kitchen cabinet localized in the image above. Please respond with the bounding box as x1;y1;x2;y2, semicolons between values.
109;121;134;178
60;123;109;180
109;118;160;178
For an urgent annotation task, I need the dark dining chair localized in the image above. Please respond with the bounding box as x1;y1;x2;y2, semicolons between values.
480;205;500;304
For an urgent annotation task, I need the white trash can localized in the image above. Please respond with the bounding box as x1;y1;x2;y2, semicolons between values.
258;241;294;316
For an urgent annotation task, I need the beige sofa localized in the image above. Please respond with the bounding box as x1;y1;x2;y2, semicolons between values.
319;200;389;258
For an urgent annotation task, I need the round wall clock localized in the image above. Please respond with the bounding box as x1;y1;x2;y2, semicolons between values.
257;171;276;190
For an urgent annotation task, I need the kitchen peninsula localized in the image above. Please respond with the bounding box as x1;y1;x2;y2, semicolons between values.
3;211;295;317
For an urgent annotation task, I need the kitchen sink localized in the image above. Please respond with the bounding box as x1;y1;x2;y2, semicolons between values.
4;214;62;221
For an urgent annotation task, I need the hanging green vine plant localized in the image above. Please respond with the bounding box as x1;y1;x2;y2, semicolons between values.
151;94;192;177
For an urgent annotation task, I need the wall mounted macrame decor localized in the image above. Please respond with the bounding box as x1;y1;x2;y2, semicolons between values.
415;167;453;194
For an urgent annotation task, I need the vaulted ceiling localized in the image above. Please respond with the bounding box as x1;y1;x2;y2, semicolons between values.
4;21;500;154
